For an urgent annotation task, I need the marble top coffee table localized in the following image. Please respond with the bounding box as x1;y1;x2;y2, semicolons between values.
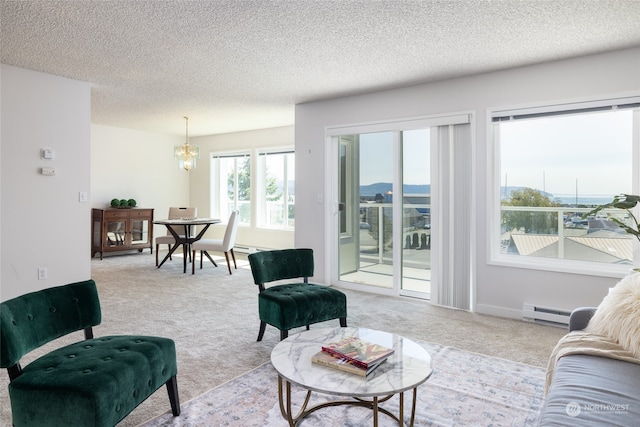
270;327;433;426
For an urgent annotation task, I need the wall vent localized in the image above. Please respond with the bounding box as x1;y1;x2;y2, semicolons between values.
233;245;254;254
522;304;571;327
233;246;267;254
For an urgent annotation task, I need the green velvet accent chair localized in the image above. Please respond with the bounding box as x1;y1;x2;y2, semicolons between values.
248;248;347;341
0;280;180;427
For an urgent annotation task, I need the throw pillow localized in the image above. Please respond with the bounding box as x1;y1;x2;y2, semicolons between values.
586;272;640;358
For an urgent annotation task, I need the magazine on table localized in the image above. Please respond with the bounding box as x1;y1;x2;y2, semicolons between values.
311;350;386;377
321;336;394;369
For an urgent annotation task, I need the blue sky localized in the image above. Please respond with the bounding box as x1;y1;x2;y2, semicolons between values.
357;110;633;198
500;110;632;197
359;129;430;186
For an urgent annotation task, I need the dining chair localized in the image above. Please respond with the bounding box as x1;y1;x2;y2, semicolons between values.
155;207;197;266
191;210;239;275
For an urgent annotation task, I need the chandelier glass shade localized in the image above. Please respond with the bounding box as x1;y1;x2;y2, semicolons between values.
174;116;200;171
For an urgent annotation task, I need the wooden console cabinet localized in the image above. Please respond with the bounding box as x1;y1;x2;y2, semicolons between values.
92;208;154;259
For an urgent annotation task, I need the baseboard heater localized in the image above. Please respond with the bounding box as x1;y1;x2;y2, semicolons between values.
234;246;269;254
522;304;571;327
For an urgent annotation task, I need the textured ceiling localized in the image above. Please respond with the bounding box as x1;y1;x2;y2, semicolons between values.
2;1;640;136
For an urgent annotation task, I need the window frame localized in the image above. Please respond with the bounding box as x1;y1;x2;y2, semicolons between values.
211;148;296;231
487;95;640;277
257;148;295;230
325;112;474;305
210;151;252;225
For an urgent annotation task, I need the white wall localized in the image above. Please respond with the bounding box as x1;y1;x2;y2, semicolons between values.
189;126;295;249
91;125;295;253
2;104;289;296
1;65;91;301
295;47;640;318
90;124;187;240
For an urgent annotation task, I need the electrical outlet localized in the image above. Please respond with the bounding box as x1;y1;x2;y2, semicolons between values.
38;267;48;280
41;167;55;176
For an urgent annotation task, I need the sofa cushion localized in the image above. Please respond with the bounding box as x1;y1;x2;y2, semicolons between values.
8;335;177;427
586;272;640;358
539;354;640;427
259;283;347;331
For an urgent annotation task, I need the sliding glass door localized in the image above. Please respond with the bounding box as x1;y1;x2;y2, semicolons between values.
335;128;431;298
329;114;472;306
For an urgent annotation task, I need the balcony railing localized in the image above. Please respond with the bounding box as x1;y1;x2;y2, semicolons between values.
359;203;431;267
359;203;634;266
500;206;633;264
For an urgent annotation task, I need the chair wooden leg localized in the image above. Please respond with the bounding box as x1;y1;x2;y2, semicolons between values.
280;329;288;341
166;375;181;416
340;317;347;327
224;252;232;274
230;248;237;270
155;244;159;266
257;321;267;342
192;250;196;274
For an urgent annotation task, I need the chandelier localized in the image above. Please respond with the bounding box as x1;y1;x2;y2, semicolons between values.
174;116;200;171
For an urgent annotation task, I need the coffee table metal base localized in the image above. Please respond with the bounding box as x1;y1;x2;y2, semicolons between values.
277;376;418;427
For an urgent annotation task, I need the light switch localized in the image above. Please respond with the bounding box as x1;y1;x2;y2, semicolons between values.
41;167;55;176
41;148;55;160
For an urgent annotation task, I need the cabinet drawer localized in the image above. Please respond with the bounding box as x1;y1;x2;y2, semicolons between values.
130;209;152;218
104;209;130;219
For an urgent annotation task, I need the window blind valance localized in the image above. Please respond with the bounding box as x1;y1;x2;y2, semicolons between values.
492;98;640;122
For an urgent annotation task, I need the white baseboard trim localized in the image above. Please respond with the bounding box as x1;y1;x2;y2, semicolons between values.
475;303;523;321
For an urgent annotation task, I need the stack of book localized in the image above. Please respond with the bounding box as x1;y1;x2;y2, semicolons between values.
311;336;395;377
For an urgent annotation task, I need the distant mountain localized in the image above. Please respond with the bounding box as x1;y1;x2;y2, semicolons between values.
357;184;607;206
360;182;430;196
360;184;558;199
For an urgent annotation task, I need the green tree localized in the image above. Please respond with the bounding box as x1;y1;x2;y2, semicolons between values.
502;188;561;234
227;157;280;202
265;169;280;202
227;158;250;201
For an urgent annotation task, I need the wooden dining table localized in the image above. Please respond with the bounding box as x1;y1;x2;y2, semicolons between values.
154;217;220;273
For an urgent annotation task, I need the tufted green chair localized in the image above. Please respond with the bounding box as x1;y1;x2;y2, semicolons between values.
0;280;180;427
248;248;347;341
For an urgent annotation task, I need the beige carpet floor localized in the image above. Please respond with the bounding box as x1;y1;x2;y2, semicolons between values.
0;251;566;426
143;344;546;426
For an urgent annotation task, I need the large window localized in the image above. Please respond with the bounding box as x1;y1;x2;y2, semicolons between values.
492;97;640;273
212;153;251;224
211;149;295;229
258;150;295;228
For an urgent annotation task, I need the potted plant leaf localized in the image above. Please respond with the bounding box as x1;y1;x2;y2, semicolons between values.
584;194;640;242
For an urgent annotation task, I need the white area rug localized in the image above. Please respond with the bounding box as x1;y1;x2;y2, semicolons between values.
141;342;545;426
